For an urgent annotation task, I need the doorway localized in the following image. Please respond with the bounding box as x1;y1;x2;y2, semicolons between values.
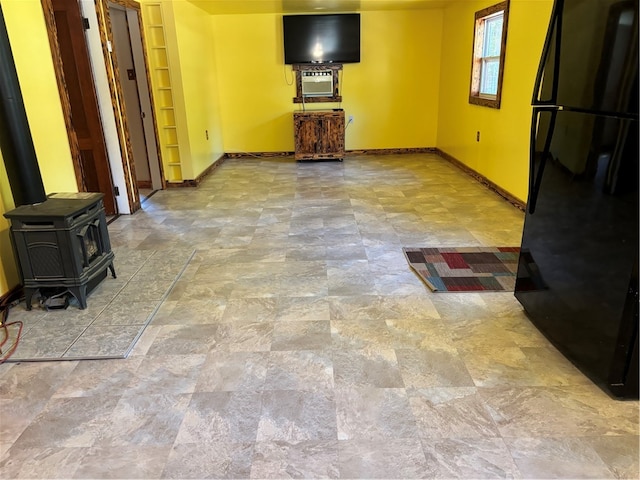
44;0;164;215
108;2;163;193
43;0;117;216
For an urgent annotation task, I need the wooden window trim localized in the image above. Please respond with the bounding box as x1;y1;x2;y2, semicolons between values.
469;0;510;109
292;63;342;104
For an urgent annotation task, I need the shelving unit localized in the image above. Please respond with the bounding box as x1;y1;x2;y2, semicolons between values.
141;3;182;182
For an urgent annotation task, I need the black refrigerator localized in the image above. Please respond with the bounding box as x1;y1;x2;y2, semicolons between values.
515;0;639;398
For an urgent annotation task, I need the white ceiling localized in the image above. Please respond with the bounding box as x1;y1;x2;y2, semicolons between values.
187;0;449;15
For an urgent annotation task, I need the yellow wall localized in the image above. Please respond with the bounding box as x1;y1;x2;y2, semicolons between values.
0;0;79;296
436;0;554;202
212;9;443;153
1;0;78;194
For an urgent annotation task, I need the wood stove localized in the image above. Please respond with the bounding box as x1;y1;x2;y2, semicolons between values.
3;192;116;309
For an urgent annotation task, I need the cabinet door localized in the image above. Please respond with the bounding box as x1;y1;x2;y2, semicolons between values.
294;116;320;159
320;114;345;156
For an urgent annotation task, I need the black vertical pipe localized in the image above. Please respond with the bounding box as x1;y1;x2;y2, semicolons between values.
0;3;46;206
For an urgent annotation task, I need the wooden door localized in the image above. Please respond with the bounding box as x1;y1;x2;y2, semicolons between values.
44;0;117;215
294;113;320;160
319;112;345;158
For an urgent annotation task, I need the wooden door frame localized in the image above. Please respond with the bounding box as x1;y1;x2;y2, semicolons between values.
107;0;164;192
95;0;165;209
93;0;139;213
41;0;117;216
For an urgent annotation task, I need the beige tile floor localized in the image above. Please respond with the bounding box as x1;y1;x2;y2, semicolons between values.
0;154;638;479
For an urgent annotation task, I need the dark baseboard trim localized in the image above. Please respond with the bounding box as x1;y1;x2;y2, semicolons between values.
225;148;438;158
346;147;438;156
165;179;198;188
435;148;526;211
165;155;227;188
225;151;293;159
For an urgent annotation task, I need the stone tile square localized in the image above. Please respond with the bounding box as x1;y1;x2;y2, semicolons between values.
251;440;339;479
145;324;218;355
504;437;615;479
409;387;500;439
421;437;521;479
175;391;262;444
96;393;190;447
212;321;273;352
257;390;337;442
335;292;440;321
332;348;404;388
0;361;78;400
161;441;253;479
337;438;431;479
479;385;640;437
221;297;277;322
90;301;158;326
12;396;120;449
195;351;269;392
335;386;419;440
585;435;639;480
0;446;87;479
152;298;226;325
330;319;394;350
123;354;206;396
271;320;331;351
396;348;475;388
275;296;331;321
264;350;334;391
386;317;454;351
52;358;143;398
70;445;169;477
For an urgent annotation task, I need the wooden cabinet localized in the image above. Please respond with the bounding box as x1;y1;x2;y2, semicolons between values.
293;110;345;161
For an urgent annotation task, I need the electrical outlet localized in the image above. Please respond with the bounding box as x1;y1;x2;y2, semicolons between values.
349;115;354;123
476;131;480;142
205;130;209;140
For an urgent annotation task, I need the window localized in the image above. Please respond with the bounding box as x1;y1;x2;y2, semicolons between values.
469;1;509;108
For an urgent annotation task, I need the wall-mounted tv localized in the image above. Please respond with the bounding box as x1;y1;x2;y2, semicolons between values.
283;13;360;64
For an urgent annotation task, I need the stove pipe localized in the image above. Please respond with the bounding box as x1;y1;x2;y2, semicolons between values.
0;4;46;207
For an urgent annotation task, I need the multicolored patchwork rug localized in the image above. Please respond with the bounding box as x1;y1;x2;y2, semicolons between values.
403;246;520;292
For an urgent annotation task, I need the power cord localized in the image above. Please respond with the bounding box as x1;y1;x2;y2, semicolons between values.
283;64;294;86
346;116;353;129
0;288;25;364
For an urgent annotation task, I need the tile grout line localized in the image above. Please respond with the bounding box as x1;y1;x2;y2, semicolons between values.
121;249;197;358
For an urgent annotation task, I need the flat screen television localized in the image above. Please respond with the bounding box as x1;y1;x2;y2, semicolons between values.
283;13;360;64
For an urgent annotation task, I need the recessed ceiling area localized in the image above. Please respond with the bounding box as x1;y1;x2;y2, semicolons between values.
187;0;448;15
